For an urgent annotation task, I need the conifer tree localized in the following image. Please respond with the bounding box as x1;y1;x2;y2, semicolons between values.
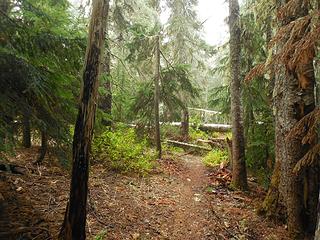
229;0;248;190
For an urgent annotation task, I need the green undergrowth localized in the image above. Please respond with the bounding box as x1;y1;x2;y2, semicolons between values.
93;230;107;240
92;127;156;175
162;143;184;154
202;149;228;167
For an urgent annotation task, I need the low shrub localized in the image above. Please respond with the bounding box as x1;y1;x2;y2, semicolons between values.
202;149;228;167
189;128;208;141
92;127;155;174
162;142;184;154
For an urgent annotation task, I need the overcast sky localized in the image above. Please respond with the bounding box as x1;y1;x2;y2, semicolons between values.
70;0;232;46
197;0;229;46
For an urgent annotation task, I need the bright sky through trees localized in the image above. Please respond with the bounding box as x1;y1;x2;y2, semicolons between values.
197;0;229;45
70;0;231;46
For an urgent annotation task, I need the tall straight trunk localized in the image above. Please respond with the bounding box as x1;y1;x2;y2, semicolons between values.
154;35;161;159
59;0;109;239
100;42;112;127
274;60;306;240
181;108;189;140
22;110;31;148
228;0;247;190
260;14;287;220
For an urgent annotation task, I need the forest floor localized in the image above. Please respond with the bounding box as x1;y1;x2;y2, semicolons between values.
0;147;289;240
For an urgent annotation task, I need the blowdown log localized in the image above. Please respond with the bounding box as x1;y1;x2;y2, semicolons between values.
166;140;211;151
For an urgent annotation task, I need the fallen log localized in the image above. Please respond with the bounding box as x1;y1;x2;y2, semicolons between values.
198;124;231;132
0;163;25;175
128;122;232;132
197;138;227;149
166;140;211;151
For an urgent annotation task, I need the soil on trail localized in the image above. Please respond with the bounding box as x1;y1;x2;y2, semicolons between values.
0;148;288;240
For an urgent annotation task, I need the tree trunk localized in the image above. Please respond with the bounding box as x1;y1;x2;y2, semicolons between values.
273;1;319;238
35;131;47;164
181;108;189;140
275;62;306;240
59;0;109;239
154;35;161;159
22;110;31;148
258;161;286;221
315;191;320;239
228;0;248;190
100;36;112;127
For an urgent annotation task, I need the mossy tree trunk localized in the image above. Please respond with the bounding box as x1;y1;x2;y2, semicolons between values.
59;0;109;239
259;161;286;221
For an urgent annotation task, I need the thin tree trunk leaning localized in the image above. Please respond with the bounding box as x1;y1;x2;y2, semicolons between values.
228;0;248;190
59;0;109;239
154;35;161;159
166;139;211;152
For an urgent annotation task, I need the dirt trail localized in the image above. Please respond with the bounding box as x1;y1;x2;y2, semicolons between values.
169;155;212;239
0;148;288;240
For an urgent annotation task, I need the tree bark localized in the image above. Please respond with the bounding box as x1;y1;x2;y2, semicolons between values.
274;1;318;238
35;131;47;164
315;191;320;239
181;108;189;140
228;0;248;190
154;35;162;159
258;161;286;221
22;110;31;148
59;0;109;239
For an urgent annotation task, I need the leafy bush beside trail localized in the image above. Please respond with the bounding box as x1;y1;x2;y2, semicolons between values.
92;127;155;174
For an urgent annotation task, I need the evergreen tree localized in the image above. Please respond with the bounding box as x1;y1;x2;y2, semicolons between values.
228;0;248;190
166;0;202;139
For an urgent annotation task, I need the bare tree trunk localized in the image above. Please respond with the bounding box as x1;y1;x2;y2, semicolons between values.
154;35;161;159
228;0;248;190
59;0;109;239
22;110;31;148
181;108;189;140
